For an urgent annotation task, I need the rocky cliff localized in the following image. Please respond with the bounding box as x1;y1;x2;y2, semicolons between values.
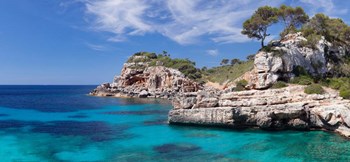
168;32;350;137
240;32;348;89
90;55;201;99
91;33;350;138
169;85;350;137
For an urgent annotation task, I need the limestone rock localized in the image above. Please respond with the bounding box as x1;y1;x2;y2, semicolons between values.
90;62;201;99
138;90;149;98
169;84;350;137
245;32;342;89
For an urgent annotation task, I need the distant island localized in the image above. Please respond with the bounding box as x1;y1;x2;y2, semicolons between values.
91;5;350;137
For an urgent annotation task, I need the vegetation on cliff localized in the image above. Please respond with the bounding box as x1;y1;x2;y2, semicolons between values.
202;61;253;84
240;5;350;97
323;78;350;99
304;84;325;94
242;5;308;47
124;5;349;97
127;51;202;80
127;51;254;85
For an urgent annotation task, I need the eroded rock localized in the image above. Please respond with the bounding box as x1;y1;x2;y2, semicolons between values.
90;60;201;99
169;85;350;137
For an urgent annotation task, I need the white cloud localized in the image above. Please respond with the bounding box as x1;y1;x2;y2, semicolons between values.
206;49;219;56
82;0;283;45
81;0;348;45
85;0;153;41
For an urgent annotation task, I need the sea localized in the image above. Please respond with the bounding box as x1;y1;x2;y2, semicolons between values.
0;85;349;162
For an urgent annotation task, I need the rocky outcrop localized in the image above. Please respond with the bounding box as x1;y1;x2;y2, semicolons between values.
169;85;350;137
244;32;346;89
90;61;201;99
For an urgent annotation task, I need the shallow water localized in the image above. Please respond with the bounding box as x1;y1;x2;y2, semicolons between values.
0;85;349;162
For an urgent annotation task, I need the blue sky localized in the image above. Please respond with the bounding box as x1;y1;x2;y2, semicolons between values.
0;0;349;85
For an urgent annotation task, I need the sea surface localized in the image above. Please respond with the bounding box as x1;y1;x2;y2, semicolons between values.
0;85;350;162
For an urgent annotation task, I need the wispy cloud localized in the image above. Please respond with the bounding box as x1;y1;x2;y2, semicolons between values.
85;0;153;42
206;49;219;56
80;0;347;45
299;0;348;16
85;42;107;51
82;0;283;45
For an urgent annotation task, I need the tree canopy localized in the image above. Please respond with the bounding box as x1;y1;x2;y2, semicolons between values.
230;58;241;65
278;5;309;37
220;59;229;65
301;13;350;46
241;6;278;47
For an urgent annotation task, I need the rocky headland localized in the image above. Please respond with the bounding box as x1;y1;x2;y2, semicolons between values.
90;54;201;99
91;32;350;137
169;33;350;137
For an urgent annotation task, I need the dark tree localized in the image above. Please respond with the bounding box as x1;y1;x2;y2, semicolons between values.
246;54;255;61
220;59;229;65
230;59;241;65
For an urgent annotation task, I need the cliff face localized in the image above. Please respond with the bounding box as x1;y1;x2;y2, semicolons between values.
90;59;201;99
241;32;347;89
169;85;350;136
169;32;350;137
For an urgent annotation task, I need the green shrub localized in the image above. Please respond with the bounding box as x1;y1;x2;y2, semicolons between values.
328;78;343;90
325;78;350;89
304;34;321;49
235;80;248;91
128;51;202;80
271;81;288;89
260;45;272;52
340;87;350;99
290;75;313;85
292;66;308;76
304;84;325;94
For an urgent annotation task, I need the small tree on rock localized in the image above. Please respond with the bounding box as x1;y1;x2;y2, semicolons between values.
230;59;241;65
241;6;278;48
220;59;229;65
246;54;255;61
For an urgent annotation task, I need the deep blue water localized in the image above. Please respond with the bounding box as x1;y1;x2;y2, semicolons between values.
0;85;350;161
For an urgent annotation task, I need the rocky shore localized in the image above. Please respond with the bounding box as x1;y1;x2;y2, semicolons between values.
169;85;350;137
91;32;350;138
169;33;350;137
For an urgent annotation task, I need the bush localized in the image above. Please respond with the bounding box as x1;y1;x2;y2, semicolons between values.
271;81;288;89
328;78;343;90
340;87;350;99
290;75;313;85
128;51;202;80
292;66;308;76
235;80;248;91
304;84;325;94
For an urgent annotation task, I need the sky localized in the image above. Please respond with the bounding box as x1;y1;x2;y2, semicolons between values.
0;0;349;85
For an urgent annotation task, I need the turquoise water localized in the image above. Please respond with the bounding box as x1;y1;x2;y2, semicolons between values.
0;86;350;161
